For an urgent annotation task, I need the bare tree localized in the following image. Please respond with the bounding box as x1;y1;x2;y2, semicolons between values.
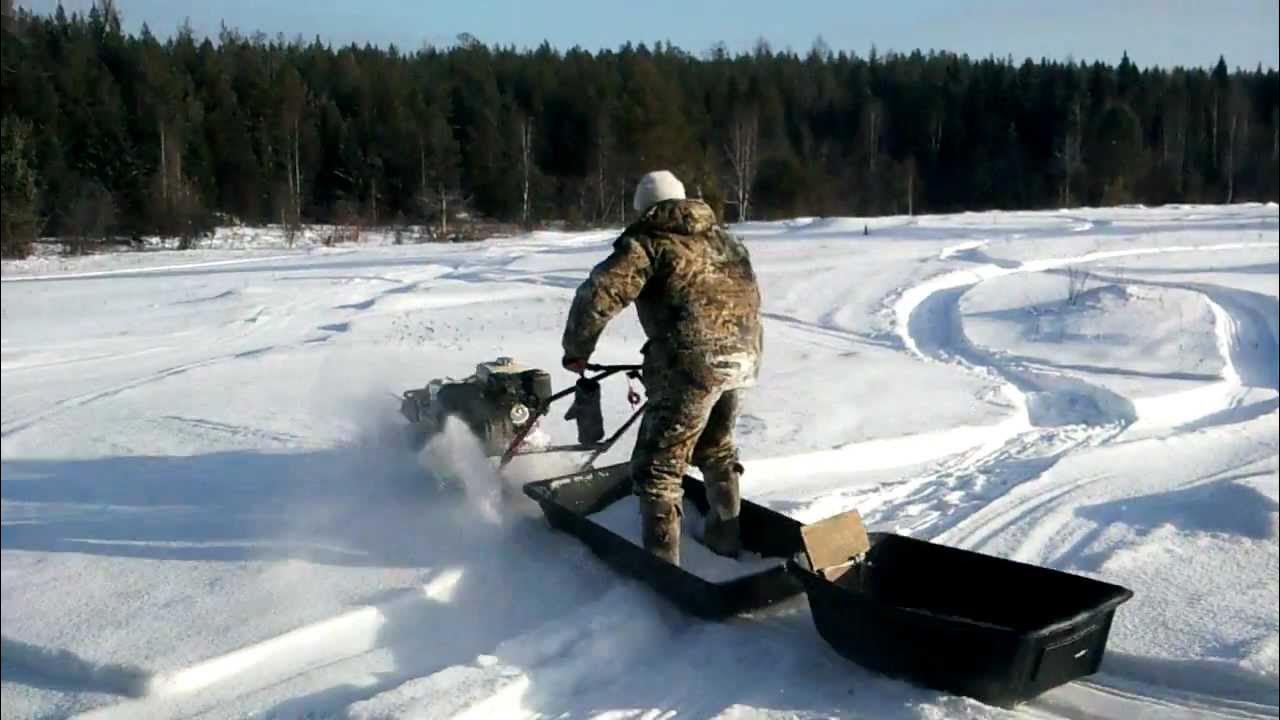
863;97;883;173
723;108;759;222
93;0;121;32
1160;87;1189;193
419;182;468;239
594;155;611;222
170;177;209;249
616;181;624;226
288;116;301;222
1225;78;1251;203
154;110;187;214
159;121;171;203
279;68;306;233
1;116;41;258
149;161;208;250
328;196;362;246
273;181;299;246
1212;90;1220;169
1056;97;1085;207
1226;108;1238;203
411;143;462;240
928;104;944;154
65;181;117;255
904;156;917;216
594;148;614;223
1273;105;1279;163
591;110;616;223
518;115;534;226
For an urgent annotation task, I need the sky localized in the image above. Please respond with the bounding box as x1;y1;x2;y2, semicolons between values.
21;0;1280;70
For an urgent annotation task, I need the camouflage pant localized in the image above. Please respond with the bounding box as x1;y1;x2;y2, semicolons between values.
630;360;743;513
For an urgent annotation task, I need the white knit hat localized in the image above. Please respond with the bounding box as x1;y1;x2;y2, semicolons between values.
633;170;686;212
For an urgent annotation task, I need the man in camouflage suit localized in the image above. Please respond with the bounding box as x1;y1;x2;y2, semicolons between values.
562;170;762;565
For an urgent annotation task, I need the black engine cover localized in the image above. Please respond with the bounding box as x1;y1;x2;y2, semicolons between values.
403;363;553;455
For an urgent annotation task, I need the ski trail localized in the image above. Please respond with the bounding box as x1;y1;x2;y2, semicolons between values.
897;240;1275;360
0;345;278;439
1100;276;1278;434
1037;677;1278;720
1;283;313;440
1;254;304;283
753;240;1275;533
0;345;173;375
1126;295;1250;432
744;417;1026;481
893;240;1274;432
937;429;1279;578
755;241;1274;479
934;415;1280;715
833;237;1279;711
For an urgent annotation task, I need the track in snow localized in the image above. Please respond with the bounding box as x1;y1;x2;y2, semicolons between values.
0;254;305;283
764;240;1277;530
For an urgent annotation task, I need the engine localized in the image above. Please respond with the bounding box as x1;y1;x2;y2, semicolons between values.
401;357;553;455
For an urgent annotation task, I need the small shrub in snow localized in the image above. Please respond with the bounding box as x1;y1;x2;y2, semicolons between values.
1066;266;1092;306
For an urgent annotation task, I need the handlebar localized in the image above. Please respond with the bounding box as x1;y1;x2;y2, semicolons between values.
585;363;643;373
499;361;645;467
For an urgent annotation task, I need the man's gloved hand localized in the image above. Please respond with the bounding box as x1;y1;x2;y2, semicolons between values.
562;356;588;375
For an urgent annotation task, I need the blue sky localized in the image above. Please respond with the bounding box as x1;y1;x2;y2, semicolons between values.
23;0;1279;70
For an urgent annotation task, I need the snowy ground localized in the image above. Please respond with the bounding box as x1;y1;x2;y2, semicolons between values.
2;203;1277;720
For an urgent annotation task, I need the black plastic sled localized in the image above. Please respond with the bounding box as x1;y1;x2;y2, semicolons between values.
522;463;806;620
523;466;1134;707
788;521;1135;708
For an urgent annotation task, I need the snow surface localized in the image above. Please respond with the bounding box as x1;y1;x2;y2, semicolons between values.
2;203;1278;719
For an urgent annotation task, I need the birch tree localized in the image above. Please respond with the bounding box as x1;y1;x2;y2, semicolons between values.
279;66;306;232
1056;96;1085;206
518;115;534;226
724;108;759;222
1224;77;1251;203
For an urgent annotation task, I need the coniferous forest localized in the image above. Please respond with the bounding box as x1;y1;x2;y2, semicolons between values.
2;1;1277;257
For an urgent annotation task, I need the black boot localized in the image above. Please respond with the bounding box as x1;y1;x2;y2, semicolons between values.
639;497;682;565
702;463;743;558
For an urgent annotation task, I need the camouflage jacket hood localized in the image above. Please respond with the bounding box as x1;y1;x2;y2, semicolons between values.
562;198;762;389
633;198;719;237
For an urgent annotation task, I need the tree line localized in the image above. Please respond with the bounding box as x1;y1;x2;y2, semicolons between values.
2;1;1277;258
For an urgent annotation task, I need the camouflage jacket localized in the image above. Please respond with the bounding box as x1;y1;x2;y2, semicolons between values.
562;199;762;388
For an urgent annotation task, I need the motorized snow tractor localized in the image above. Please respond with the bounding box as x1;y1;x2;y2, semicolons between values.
399;356;646;469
